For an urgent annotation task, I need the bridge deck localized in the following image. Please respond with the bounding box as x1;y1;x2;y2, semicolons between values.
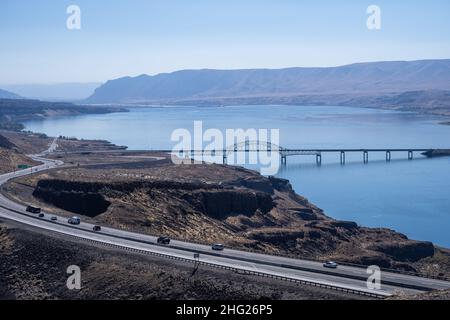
160;148;433;153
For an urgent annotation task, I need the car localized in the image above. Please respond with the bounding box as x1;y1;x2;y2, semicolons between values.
26;205;41;214
68;216;81;225
38;213;44;218
93;225;101;232
157;236;170;244
50;216;57;221
323;261;338;269
212;243;224;251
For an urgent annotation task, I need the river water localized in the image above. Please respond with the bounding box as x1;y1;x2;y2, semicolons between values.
23;105;450;247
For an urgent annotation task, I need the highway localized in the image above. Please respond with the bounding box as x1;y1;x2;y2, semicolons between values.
1;142;450;298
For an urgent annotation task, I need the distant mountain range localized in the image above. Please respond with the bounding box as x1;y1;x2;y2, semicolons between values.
85;59;450;105
0;88;21;99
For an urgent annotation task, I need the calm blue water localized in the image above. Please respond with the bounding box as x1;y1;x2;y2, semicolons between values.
23;105;450;247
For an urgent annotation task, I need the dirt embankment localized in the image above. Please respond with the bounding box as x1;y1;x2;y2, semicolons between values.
0;130;52;154
55;136;127;152
0;133;42;174
387;289;450;300
0;220;359;300
4;154;447;278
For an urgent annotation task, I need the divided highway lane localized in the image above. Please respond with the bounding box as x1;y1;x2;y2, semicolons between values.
1;150;450;297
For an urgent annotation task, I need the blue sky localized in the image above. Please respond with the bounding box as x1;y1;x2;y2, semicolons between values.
1;0;450;84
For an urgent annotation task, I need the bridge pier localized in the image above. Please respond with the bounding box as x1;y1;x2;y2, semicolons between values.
340;151;345;165
386;151;391;162
408;150;413;160
363;151;369;164
316;154;322;166
281;155;287;165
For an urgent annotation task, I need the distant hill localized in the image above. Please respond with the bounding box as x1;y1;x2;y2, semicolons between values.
3;83;101;101
0;88;21;99
85;59;450;104
0;99;127;130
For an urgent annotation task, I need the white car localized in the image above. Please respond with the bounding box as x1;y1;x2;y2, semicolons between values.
68;216;81;225
323;261;338;269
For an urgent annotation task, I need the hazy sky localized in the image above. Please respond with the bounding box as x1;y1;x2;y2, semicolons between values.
1;0;450;85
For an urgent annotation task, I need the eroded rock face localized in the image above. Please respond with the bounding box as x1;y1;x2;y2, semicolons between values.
248;230;305;248
233;177;274;194
33;187;110;217
268;176;293;192
182;190;274;219
32;178;274;219
330;221;358;230
368;241;435;262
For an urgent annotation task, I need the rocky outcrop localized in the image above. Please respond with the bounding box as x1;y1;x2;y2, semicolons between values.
33;187;110;217
368;241;435;262
268;176;293;192
348;254;392;268
32;178;274;219
183;190;274;219
330;221;358;230
248;230;305;248
34;179;222;194
234;177;274;194
289;208;319;221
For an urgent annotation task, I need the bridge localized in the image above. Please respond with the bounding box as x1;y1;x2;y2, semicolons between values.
166;140;438;165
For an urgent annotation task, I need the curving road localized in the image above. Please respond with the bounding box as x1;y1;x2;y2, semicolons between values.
1;142;450;298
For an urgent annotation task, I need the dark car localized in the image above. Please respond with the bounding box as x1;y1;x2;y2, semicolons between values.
50;216;57;221
157;236;170;245
38;213;45;218
93;225;101;232
26;206;41;214
212;243;224;251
